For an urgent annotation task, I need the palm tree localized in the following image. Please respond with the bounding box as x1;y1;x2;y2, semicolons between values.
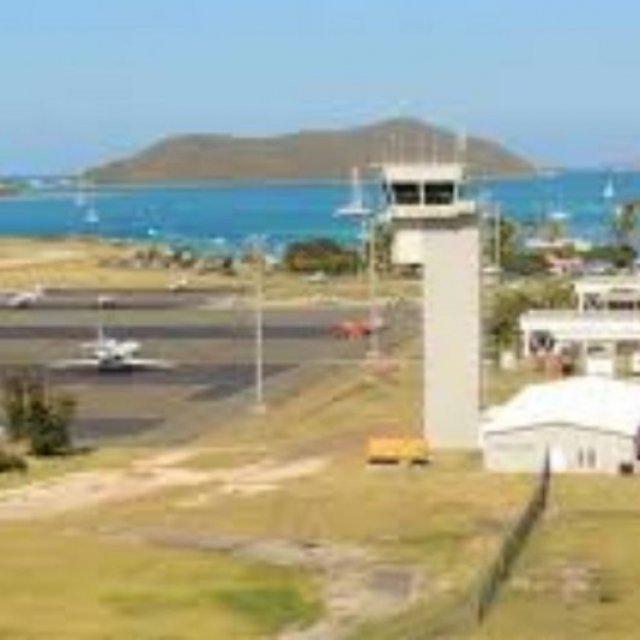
611;200;640;248
610;200;640;269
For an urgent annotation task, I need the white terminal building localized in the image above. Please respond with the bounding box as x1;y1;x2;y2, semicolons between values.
520;275;640;376
483;376;640;473
485;275;640;473
379;163;481;449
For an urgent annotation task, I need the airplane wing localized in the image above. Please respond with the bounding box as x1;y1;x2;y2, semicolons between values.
82;340;140;357
114;341;141;357
49;359;104;370
50;358;174;371
124;358;175;370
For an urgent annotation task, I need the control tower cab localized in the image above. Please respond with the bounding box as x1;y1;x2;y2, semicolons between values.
380;163;481;450
380;163;477;264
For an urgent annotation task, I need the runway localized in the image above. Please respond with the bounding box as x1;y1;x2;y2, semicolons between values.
0;324;331;340
0;294;413;444
1;287;244;310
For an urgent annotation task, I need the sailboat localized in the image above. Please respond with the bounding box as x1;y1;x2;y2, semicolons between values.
84;206;100;225
336;167;369;218
74;190;87;208
603;176;616;200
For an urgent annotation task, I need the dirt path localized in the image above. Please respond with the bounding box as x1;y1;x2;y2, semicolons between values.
0;449;328;521
99;526;422;640
0;449;420;636
0;248;84;271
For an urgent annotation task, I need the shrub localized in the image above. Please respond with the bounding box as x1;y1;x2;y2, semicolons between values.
2;369;36;441
27;392;75;457
284;238;359;274
1;369;76;457
0;450;28;473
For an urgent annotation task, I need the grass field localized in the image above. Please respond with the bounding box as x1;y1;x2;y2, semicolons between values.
0;524;321;640
0;349;541;638
470;475;640;640
0;236;418;301
0;238;550;638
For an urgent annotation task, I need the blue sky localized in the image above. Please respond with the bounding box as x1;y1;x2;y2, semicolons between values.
1;0;639;173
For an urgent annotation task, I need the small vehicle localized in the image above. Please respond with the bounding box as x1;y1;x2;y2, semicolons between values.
96;294;117;308
168;277;189;292
331;317;385;339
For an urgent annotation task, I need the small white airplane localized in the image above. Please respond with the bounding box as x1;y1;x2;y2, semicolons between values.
52;327;174;372
5;285;45;308
168;276;189;292
96;294;117;308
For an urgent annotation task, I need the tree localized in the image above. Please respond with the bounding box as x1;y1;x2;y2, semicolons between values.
610;200;640;268
359;222;393;275
486;288;530;352
28;392;75;457
483;215;519;267
2;369;35;441
486;280;574;355
283;238;359;274
540;216;566;243
1;370;75;456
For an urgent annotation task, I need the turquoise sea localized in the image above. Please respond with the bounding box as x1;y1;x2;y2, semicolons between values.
1;170;640;253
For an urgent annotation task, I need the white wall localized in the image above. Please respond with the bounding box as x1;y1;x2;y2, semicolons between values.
423;217;480;449
484;423;635;474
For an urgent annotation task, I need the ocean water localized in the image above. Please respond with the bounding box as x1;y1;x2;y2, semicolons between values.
0;170;639;254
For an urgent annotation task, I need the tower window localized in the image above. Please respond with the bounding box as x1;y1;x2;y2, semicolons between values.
390;182;421;205
423;182;455;205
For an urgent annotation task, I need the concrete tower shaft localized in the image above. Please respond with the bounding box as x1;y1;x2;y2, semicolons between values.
381;163;481;449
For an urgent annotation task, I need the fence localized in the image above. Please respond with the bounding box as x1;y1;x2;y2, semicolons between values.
350;453;552;640
476;451;551;622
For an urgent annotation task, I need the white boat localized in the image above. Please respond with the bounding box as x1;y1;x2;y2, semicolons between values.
336;167;369;217
603;177;616;200
84;207;99;224
74;191;87;207
548;209;570;222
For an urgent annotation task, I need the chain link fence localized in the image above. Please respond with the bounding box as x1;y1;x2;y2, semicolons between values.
350;453;551;640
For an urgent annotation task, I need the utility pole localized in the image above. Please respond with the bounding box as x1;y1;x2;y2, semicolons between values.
252;235;266;414
493;203;502;270
367;216;380;358
336;167;380;358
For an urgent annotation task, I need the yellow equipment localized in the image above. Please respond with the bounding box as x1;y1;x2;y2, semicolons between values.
367;437;430;465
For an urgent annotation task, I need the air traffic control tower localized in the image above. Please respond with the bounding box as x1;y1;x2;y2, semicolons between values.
380;164;481;449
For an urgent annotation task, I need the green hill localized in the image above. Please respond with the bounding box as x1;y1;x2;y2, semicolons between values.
86;118;534;183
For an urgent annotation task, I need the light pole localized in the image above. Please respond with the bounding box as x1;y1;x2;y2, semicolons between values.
479;190;500;270
485;201;502;271
250;235;266;413
336;167;380;358
366;215;380;358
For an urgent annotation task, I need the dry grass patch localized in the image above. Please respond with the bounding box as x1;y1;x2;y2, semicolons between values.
0;524;321;640
473;476;640;640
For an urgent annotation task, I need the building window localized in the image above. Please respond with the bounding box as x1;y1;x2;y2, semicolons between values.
577;448;585;468
423;182;455;205
391;182;421;205
587;448;597;469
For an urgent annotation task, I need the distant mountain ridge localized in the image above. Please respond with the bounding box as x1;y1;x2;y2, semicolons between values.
86;118;535;183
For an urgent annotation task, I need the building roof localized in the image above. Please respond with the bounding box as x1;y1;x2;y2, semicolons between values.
378;163;465;183
483;377;640;438
574;276;640;295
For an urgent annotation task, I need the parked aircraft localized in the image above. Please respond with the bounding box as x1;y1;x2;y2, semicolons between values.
5;285;45;308
52;327;173;372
